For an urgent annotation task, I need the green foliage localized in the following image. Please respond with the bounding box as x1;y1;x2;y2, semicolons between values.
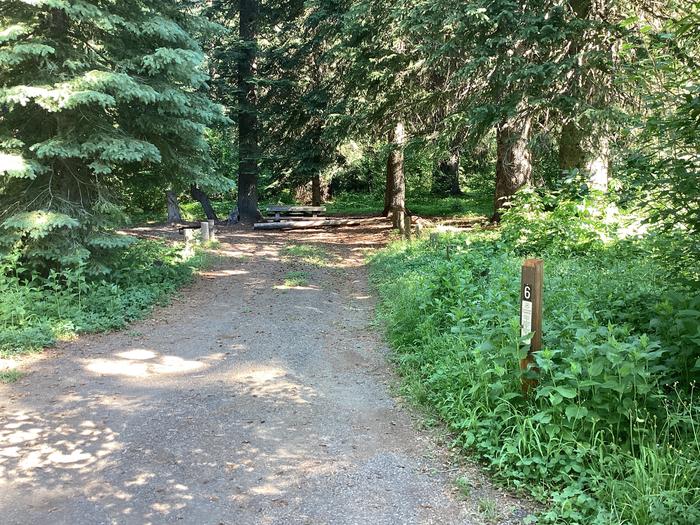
0;1;228;269
281;244;331;267
499;189;636;256
326;192;492;218
371;203;700;523
0;370;23;383
283;271;310;288
620;3;700;280
0;239;206;356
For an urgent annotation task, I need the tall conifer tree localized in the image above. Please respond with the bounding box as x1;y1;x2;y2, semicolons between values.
0;1;227;270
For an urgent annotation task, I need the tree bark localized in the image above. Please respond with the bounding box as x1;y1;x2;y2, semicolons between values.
558;0;609;191
382;154;394;217
439;150;462;196
494;115;532;220
558;119;609;191
237;0;260;223
311;173;322;207
383;122;406;224
167;190;182;224
190;185;218;220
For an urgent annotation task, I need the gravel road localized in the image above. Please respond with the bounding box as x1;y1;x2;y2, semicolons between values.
0;220;530;525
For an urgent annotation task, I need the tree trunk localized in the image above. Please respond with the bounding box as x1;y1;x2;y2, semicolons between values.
382;154;394;217
167;190;182;224
383;122;406;223
558;119;609;191
558;0;609;192
494;115;532;220
312;173;322;206
190;185;218;220
439;150;462;196
237;0;260;223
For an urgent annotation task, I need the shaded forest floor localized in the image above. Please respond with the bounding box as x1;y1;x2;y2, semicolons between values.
0;220;531;524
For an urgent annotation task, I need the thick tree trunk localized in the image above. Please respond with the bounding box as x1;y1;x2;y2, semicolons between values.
558;0;609;192
237;0;260;223
382;155;394;217
558;119;609;191
494;115;532;220
166;190;182;224
190;185;218;220
439;150;462;196
311;173;322;207
383;122;406;224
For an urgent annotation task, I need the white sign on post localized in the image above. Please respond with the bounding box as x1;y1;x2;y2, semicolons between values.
521;300;533;337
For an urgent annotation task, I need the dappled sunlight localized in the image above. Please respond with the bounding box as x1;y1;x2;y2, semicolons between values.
84;350;207;378
116;349;157;360
200;269;250;278
273;284;320;291
0;410;121;486
0;357;18;371
230;365;317;405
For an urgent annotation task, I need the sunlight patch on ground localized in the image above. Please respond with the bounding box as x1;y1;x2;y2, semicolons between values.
273;284;320;291
0;358;18;371
84;350;206;378
117;349;157;361
200;269;250;278
230;366;316;405
0;412;121;485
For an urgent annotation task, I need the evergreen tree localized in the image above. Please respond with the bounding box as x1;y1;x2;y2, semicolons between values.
0;1;227;271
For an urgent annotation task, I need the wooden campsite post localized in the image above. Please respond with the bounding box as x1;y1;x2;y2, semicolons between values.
201;221;210;243
520;259;543;391
403;214;412;240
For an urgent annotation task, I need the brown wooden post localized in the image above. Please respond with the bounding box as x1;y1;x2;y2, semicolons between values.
520;259;543;390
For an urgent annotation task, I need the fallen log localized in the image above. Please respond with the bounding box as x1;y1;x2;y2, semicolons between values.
254;219;362;230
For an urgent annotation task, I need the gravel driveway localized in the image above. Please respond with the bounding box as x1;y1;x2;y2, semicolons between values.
0;220;530;525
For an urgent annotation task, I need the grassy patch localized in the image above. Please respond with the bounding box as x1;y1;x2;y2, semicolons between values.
325;192;493;218
370;203;700;524
281;243;332;266
0;240;208;357
283;271;310;287
0;370;23;383
478;497;498;523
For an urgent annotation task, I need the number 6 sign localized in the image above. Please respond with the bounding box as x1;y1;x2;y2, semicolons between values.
520;259;543;391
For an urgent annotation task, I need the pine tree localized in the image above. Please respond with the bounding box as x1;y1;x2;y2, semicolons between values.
0;1;227;271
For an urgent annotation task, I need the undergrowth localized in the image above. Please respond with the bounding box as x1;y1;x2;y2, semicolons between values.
0;240;208;357
370;193;700;524
325;192;493;218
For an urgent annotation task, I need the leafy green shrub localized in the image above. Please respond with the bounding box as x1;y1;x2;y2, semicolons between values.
499;189;635;256
0;239;206;356
371;225;700;524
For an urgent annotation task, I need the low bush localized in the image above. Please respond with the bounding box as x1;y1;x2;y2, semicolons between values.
370;197;700;524
0;240;207;356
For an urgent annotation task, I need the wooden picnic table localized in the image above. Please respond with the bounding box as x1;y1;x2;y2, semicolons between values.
266;205;326;221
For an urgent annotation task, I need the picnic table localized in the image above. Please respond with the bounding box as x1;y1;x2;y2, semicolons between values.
266;205;326;222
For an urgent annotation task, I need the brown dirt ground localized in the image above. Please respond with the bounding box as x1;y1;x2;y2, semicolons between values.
0;219;532;525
